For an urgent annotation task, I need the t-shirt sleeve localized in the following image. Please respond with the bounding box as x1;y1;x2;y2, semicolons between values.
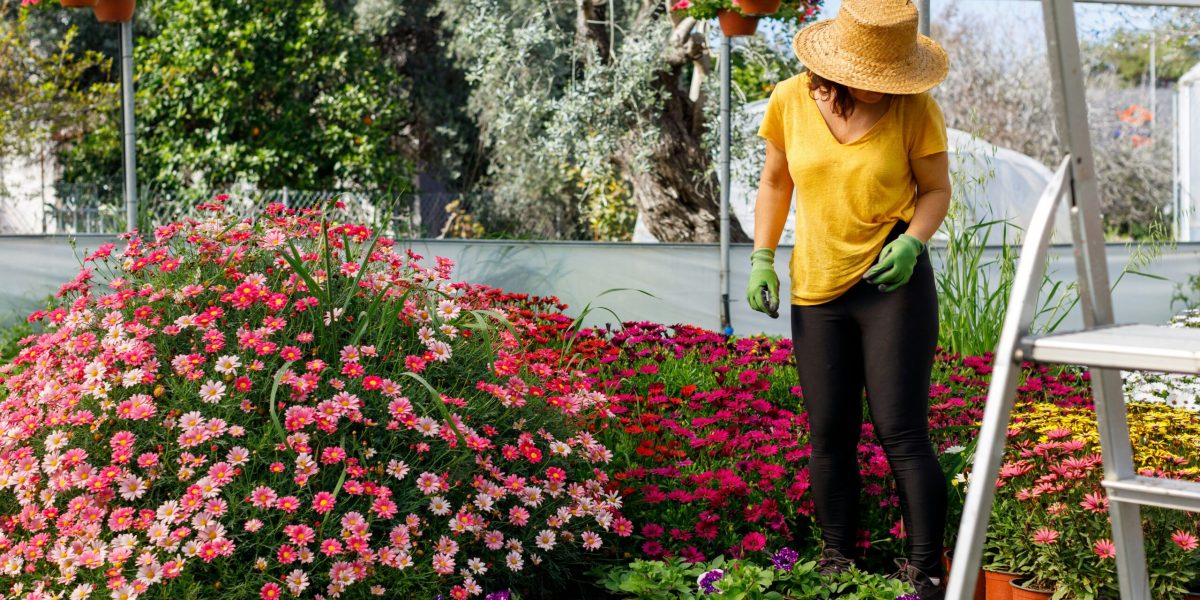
908;93;948;159
757;81;787;151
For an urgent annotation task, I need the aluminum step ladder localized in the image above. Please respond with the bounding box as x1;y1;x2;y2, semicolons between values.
946;1;1200;599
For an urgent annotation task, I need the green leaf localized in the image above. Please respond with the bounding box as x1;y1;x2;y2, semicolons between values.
398;370;467;449
266;360;294;443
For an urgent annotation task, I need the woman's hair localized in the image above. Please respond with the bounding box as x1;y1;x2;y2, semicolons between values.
806;71;856;118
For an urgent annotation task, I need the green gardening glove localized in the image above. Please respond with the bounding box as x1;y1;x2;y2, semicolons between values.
747;248;780;318
863;234;925;293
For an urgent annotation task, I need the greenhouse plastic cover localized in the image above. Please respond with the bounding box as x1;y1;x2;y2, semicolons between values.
634;99;1073;245
3;235;1197;340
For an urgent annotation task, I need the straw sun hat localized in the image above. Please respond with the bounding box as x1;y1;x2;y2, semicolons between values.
792;0;949;95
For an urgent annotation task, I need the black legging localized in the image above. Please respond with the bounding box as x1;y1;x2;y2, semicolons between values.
790;220;946;575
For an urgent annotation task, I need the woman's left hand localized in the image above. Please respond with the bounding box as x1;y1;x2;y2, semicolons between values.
863;234;924;292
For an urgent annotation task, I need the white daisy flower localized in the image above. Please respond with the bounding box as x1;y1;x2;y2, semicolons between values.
504;550;524;572
213;355;241;375
198;380;226;404
429;496;451;516
534;530;556;551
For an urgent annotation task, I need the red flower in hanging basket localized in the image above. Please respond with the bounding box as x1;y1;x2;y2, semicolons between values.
671;0;822;24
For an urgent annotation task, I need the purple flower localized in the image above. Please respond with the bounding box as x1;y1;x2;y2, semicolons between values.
895;595;921;600
485;592;512;600
697;569;725;594
771;547;800;571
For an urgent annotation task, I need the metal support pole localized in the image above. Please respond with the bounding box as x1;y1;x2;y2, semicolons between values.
120;20;138;233
1172;91;1180;240
1149;30;1156;137
718;33;732;335
918;0;931;36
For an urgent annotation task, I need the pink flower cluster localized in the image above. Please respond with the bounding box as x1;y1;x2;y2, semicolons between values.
0;203;626;599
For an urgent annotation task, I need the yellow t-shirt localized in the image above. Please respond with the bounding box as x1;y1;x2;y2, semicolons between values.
756;71;948;305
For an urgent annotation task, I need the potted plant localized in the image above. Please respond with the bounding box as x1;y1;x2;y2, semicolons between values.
992;400;1200;599
989;422;1117;599
670;0;823;37
59;0;97;7
716;8;759;37
92;0;133;22
1144;514;1200;600
738;0;781;15
1009;577;1054;600
981;486;1035;600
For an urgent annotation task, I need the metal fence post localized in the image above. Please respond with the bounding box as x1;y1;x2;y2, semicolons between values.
120;20;138;233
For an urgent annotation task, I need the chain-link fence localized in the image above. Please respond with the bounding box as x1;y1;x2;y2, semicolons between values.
31;184;503;239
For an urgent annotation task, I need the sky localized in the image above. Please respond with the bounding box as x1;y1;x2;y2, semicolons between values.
817;0;1162;43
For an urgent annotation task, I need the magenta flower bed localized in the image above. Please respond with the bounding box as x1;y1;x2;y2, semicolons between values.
561;322;992;569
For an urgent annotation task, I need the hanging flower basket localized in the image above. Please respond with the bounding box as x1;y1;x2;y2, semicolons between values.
92;0;134;22
59;0;96;7
737;0;782;16
717;8;759;37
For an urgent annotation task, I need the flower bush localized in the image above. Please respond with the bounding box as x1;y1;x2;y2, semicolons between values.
669;0;823;24
0;201;627;599
986;399;1200;598
572;322;989;570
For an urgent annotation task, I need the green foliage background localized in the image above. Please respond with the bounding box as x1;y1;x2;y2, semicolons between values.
0;1;115;173
57;0;412;193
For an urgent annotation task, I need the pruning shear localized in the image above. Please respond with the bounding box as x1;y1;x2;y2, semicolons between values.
760;286;780;319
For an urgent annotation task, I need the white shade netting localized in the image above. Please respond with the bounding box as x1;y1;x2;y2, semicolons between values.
635;98;1073;245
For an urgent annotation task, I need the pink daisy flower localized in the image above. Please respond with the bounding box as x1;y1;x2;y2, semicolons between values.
1172;531;1198;551
1032;527;1059;545
260;582;281;600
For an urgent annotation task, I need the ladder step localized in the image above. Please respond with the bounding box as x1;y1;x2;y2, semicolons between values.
1103;476;1200;512
1019;324;1200;374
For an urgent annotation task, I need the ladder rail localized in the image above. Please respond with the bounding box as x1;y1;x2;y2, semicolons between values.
1044;1;1150;597
946;157;1072;600
1043;0;1114;329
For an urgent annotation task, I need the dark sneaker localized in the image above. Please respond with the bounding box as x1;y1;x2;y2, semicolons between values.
817;548;856;577
890;559;946;600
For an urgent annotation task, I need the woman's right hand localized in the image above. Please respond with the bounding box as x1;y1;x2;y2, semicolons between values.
747;247;780;318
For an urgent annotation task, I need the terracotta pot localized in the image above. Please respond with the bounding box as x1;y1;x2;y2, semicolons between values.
737;0;782;16
1010;578;1054;600
1183;592;1200;600
983;569;1022;600
92;0;135;22
941;550;985;600
59;0;97;7
717;9;759;37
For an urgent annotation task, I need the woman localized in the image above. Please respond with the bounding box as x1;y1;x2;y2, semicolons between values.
746;1;952;598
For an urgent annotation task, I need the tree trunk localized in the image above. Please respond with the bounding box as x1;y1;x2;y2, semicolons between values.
616;66;750;243
614;3;751;243
576;0;611;64
567;0;752;242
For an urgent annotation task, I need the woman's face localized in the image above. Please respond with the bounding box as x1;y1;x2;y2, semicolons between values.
847;87;887;105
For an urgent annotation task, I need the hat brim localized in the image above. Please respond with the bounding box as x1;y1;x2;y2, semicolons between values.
792;19;949;95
